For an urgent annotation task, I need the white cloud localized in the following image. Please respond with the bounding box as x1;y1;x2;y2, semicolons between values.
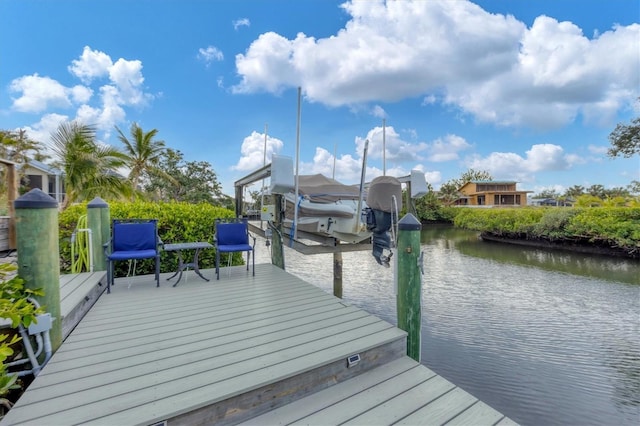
233;0;639;130
371;105;386;118
69;85;93;104
9;74;72;113
233;18;250;30
355;125;427;163
198;46;224;66
588;144;608;155
20;113;69;154
427;134;472;162
233;31;301;94
108;58;148;107
68;46;112;84
232;131;285;171
9;46;153;141
465;143;573;182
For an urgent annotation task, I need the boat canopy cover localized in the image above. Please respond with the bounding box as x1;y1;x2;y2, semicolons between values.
367;176;402;213
295;174;361;203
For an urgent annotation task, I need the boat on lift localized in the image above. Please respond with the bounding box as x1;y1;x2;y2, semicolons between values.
269;152;428;258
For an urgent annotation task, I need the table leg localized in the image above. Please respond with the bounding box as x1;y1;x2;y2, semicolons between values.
167;251;185;287
192;248;210;282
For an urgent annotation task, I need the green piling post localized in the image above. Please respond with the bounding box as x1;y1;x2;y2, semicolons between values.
14;189;62;350
270;194;285;270
87;197;109;271
396;213;422;362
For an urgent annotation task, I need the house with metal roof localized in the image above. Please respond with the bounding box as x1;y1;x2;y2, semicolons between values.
20;159;65;204
455;180;532;207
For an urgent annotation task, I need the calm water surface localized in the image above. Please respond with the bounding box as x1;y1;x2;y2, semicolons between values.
256;225;639;426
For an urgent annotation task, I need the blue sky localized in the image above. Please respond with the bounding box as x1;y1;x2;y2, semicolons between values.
1;0;638;197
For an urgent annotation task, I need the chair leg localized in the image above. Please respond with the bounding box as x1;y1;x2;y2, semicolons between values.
252;250;255;276
107;261;112;293
155;257;160;287
216;251;220;280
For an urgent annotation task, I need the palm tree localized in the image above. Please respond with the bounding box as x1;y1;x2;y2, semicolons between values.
51;121;131;209
116;123;174;197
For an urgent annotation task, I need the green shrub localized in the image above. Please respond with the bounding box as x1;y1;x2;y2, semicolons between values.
532;208;579;239
59;201;238;276
453;206;640;255
566;207;640;251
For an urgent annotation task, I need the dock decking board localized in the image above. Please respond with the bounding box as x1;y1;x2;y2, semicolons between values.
2;263;515;426
59;271;107;339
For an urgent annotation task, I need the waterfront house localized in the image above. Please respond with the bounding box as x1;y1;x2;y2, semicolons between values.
20;159;65;204
455;180;531;207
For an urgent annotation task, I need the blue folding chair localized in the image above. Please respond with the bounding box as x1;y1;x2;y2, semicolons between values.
214;218;256;280
104;219;162;292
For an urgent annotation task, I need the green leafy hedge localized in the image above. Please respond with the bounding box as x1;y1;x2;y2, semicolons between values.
59;201;239;276
453;207;640;256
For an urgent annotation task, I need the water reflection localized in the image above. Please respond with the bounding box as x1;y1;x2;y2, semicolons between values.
255;225;640;425
424;224;639;285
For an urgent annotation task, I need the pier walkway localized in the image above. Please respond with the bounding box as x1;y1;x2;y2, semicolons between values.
2;264;516;425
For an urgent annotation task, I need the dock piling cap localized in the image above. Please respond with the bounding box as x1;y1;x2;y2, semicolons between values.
398;213;422;231
14;188;58;209
87;197;108;208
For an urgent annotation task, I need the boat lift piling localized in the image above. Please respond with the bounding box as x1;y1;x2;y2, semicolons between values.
396;213;423;362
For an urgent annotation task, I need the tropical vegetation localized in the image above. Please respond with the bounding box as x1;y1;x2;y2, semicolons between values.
0;264;43;417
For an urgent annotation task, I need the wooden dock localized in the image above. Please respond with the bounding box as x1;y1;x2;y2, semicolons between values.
1;264;516;425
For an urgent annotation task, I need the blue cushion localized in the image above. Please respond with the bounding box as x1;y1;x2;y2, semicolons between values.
113;222;157;252
217;244;253;253
216;223;249;246
108;249;158;260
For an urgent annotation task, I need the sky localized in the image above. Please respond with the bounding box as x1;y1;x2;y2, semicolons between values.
1;0;639;198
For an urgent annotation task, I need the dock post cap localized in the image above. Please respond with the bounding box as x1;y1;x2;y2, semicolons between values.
14;188;58;209
398;213;421;231
87;197;109;208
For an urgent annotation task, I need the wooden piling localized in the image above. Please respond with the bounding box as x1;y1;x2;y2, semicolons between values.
87;197;109;271
333;250;343;298
14;189;62;350
396;213;422;362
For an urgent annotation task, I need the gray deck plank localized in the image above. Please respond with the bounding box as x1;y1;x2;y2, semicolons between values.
240;357;421;425
444;400;507;425
288;363;445;425
395;387;480;425
24;310;378;397
341;375;457;425
10;327;404;425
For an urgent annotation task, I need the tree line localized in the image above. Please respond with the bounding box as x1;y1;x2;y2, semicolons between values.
0;122;231;211
1;105;638;214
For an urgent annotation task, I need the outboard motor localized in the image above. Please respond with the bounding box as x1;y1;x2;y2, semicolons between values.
365;176;402;267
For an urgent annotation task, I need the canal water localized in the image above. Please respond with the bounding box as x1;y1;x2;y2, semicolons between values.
255;224;639;425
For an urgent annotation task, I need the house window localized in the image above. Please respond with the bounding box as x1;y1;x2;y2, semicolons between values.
48;175;56;198
25;174;42;190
